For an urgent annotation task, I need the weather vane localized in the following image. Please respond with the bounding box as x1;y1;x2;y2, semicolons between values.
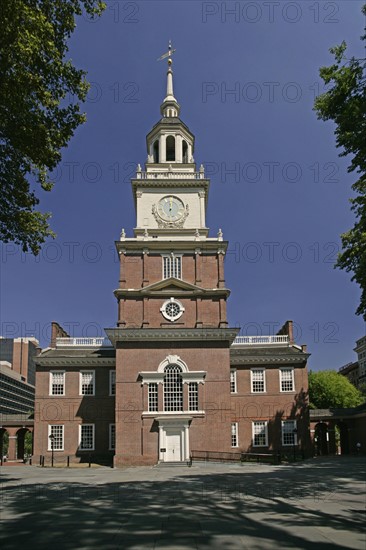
157;41;176;64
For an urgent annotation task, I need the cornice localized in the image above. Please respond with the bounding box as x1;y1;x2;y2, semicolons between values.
131;179;210;192
115;240;228;254
105;327;240;346
113;287;230;299
230;355;307;365
36;357;116;367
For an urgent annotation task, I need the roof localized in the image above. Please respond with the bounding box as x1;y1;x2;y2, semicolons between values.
310;402;366;420
36;347;116;367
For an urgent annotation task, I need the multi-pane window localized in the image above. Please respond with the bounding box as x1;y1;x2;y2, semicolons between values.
231;422;238;447
109;424;116;450
252;421;268;447
80;371;95;395
164;365;183;411
48;425;64;451
230;369;237;393
50;371;65;395
188;382;199;411
79;424;95;450
280;368;294;392
148;383;158;412
282;420;297;446
109;370;116;396
251;369;265;393
162;254;182;279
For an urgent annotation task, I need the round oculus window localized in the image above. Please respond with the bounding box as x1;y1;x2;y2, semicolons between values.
160;298;185;322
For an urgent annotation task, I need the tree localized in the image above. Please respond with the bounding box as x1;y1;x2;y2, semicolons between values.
308;370;364;409
313;4;366;320
0;0;105;254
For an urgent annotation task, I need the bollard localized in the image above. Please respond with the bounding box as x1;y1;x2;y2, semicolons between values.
67;456;70;468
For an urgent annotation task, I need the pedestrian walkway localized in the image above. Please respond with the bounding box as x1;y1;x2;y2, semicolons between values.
1;456;365;549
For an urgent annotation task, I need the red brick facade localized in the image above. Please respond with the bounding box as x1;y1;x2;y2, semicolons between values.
33;63;310;466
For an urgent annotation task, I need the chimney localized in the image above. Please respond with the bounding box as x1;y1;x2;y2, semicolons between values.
277;320;294;344
51;322;70;348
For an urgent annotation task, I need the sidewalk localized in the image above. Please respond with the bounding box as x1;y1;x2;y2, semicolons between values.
1;456;365;549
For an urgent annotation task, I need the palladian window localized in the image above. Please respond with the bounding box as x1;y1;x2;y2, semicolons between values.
164;365;183;411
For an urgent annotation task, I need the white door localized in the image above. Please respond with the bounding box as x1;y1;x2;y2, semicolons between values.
165;430;181;461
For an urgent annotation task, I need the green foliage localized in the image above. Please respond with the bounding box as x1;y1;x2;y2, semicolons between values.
24;431;33;456
308;370;364;409
1;432;9;455
313;4;366;320
0;0;105;254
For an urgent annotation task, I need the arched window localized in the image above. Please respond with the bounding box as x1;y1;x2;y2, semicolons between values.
164;365;183;411
166;135;175;161
182;140;188;163
153;140;159;163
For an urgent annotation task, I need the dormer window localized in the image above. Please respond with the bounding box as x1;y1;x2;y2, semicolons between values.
166;135;175;161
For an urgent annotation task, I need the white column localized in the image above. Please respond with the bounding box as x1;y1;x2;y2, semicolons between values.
176;134;182;163
184;424;190;460
199;191;206;227
159;425;164;461
159;135;166;163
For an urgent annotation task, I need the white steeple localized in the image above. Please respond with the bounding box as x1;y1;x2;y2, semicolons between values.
158;41;180;118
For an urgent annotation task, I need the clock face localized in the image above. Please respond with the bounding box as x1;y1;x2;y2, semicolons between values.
157;196;185;222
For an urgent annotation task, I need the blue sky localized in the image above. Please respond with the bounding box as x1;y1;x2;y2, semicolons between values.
1;0;365;370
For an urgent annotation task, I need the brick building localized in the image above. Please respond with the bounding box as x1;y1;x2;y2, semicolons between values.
33;48;310;466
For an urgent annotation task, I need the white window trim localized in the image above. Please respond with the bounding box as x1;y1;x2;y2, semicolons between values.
250;368;266;393
148;382;159;412
109;423;116;451
230;369;237;394
188;381;199;412
79;370;95;396
109;370;116;396
49;370;65;396
160;297;185;322
281;420;297;446
231;422;239;448
78;424;95;451
47;424;64;451
161;253;183;280
252;421;268;447
279;368;295;393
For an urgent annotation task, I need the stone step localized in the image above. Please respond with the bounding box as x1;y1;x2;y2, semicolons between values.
155;461;190;468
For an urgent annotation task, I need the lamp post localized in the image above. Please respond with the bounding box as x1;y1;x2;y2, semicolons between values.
49;434;55;468
293;428;297;462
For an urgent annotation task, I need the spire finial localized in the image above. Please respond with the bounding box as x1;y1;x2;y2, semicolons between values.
157;40;176;66
158;41;180;117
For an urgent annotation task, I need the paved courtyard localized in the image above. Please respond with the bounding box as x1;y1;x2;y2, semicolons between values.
0;456;365;549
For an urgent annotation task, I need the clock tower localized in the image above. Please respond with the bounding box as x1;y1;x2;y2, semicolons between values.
106;45;238;466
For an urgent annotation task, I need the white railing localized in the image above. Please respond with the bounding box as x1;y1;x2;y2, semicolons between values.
56;337;112;348
233;335;289;345
136;171;204;180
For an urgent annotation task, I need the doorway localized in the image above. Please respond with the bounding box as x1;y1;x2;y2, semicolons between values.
165;430;182;461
